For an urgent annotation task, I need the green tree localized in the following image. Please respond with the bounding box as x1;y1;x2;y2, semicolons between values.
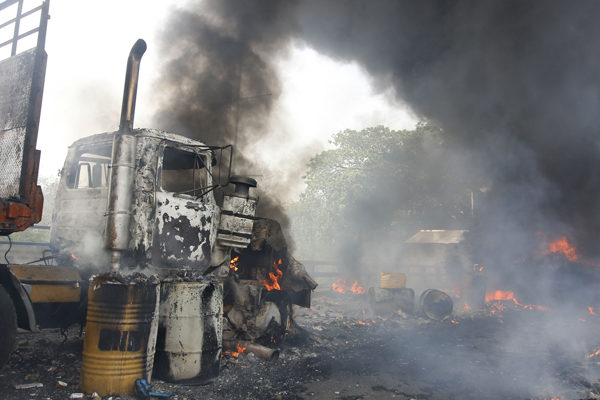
288;124;473;259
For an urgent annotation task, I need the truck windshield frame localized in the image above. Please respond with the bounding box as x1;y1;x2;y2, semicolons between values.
159;146;210;199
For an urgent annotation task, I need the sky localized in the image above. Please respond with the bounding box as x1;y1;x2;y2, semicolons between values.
5;0;416;201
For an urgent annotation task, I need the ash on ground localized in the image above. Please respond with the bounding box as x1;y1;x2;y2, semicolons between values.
2;289;600;400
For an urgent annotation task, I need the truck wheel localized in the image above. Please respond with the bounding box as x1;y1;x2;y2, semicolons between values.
0;285;17;369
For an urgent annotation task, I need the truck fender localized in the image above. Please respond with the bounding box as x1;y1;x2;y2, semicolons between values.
0;265;37;332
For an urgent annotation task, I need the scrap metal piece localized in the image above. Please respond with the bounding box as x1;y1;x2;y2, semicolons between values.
217;177;258;249
223;339;279;361
418;289;453;321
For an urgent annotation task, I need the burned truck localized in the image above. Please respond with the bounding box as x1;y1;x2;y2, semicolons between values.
1;34;316;392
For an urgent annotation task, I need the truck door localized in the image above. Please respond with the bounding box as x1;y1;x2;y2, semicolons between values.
154;145;219;271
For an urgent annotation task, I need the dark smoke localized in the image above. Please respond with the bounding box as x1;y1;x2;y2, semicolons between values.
295;0;600;260
152;1;301;233
155;0;600;259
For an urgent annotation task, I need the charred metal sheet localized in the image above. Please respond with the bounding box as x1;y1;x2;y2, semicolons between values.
130;135;160;256
282;254;318;292
0;48;46;198
154;193;216;270
50;137;112;271
217;194;257;248
248;218;287;252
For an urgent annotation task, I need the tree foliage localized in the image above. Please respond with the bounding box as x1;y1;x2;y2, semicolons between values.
288;124;473;258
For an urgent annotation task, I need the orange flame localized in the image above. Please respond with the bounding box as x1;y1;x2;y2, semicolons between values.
332;279;346;294
331;279;366;295
485;290;550;312
589;306;597;316
485;290;516;302
547;236;579;261
71;253;79;261
588;348;600;359
351;281;366;294
224;343;247;357
229;256;239;271
263;259;283;291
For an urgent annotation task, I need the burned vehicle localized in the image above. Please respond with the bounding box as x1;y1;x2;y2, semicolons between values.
50;129;243;276
0;33;316;396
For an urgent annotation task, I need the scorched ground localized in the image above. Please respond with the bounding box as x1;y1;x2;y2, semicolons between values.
2;287;600;400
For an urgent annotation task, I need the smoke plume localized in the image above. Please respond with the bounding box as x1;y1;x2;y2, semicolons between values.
154;0;600;258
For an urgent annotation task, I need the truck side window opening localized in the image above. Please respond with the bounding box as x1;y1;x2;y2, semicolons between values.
67;148;112;189
161;147;207;197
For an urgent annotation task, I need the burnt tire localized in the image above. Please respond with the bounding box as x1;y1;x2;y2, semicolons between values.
0;285;17;369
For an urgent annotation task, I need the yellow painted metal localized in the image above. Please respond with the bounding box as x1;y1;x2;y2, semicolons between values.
80;280;160;396
8;265;81;303
380;272;407;289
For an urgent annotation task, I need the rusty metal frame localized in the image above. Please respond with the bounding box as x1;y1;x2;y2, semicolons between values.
156;139;234;199
0;0;49;57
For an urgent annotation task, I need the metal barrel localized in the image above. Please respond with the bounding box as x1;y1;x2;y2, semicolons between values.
368;287;414;315
80;280;160;396
154;281;223;384
418;289;453;321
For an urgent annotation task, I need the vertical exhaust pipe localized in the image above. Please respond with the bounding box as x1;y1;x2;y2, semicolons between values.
106;39;147;272
119;39;146;132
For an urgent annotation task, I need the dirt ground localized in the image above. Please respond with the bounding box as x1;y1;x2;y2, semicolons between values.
2;289;600;400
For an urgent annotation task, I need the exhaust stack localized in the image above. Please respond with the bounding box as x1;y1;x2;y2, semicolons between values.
119;39;147;132
106;39;146;271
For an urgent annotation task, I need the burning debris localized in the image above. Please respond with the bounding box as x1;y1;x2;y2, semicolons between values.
223;218;317;345
331;279;366;295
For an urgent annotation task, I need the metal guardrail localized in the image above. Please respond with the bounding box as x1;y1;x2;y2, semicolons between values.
0;0;49;58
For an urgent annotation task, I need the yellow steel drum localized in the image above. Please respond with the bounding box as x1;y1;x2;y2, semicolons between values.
80;280;160;396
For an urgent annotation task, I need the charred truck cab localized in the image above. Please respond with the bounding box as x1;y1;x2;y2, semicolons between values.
51;129;246;276
52;39;256;278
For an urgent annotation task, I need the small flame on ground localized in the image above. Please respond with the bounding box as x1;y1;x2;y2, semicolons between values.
473;264;484;272
229;256;239;272
71;253;79;261
485;290;550;312
356;319;379;326
588;348;600;359
264;259;283;291
331;279;366;294
224;343;246;357
589;306;597;316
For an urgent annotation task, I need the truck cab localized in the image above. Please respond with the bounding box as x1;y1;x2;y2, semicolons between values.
51;129;242;276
